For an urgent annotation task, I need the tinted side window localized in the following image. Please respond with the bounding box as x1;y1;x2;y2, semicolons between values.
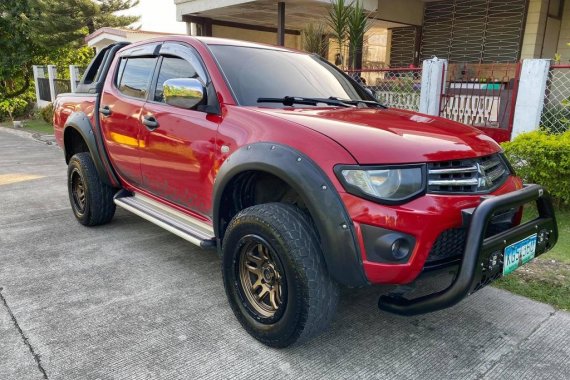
116;57;156;99
154;57;199;102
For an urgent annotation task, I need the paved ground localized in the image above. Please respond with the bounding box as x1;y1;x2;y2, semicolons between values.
0;128;569;380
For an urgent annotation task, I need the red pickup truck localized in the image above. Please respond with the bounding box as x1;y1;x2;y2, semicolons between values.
54;37;558;347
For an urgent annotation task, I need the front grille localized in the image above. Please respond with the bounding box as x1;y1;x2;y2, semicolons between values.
428;154;509;194
425;208;518;266
426;228;466;263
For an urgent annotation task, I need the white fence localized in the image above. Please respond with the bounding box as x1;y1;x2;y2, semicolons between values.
33;65;84;108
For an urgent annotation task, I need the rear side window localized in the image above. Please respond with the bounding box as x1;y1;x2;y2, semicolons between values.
116;57;157;99
154;57;200;102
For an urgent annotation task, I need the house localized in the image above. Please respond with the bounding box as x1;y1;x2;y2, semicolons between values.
174;0;570;67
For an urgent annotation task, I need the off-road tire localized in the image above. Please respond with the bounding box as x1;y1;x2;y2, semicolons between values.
222;202;339;348
67;152;116;226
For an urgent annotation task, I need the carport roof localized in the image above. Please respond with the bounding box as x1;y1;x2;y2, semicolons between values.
175;0;379;29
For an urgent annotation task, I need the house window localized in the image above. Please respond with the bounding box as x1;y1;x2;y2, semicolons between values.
420;0;527;63
390;27;420;67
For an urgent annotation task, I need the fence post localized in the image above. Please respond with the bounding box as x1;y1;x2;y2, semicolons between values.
419;57;447;116
32;66;43;108
69;65;80;92
511;59;551;139
47;65;57;103
69;65;77;93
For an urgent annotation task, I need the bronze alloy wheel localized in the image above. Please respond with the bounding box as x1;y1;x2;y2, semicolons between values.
222;203;339;347
238;235;286;320
70;168;86;215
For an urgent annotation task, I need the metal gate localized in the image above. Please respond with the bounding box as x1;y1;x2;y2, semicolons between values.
439;62;521;142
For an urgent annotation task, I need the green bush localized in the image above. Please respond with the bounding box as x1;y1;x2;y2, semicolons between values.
40;103;54;124
0;86;36;122
502;130;570;204
0;97;28;122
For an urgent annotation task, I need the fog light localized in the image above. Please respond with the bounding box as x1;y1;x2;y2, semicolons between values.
361;225;416;263
391;238;411;260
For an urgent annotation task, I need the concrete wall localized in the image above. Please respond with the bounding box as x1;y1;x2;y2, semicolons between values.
375;0;424;26
520;0;549;59
211;25;300;49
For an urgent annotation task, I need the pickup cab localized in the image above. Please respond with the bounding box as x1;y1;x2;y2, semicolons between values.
54;37;558;348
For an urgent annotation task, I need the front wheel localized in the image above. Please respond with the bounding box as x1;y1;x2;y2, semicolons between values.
222;203;339;348
67;152;116;226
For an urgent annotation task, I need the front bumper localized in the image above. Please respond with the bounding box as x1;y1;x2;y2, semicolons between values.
344;176;527;285
377;184;557;316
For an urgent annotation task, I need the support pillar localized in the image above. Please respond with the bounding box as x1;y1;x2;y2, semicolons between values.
419;58;448;116
511;59;551;139
277;2;285;46
186;17;212;36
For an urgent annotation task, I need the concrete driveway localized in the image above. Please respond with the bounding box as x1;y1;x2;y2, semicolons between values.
0;129;569;380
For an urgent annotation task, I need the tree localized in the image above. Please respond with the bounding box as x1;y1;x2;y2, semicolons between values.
301;23;328;58
346;1;371;69
0;1;37;98
34;0;140;48
0;0;139;100
327;0;351;67
326;0;371;69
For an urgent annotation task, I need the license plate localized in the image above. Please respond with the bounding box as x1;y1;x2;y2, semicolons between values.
503;234;537;276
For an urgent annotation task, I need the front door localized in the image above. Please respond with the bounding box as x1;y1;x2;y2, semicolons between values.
139;43;220;217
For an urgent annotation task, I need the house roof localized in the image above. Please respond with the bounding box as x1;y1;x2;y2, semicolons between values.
85;27;182;44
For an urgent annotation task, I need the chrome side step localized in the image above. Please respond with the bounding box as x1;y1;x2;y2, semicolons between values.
114;190;216;249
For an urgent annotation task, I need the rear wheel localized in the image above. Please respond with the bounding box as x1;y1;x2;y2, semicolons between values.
67;152;116;226
222;203;338;348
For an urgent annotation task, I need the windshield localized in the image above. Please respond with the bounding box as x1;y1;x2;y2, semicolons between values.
208;45;373;107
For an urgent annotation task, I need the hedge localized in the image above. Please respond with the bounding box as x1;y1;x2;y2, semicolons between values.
502;130;570;204
40;103;54;124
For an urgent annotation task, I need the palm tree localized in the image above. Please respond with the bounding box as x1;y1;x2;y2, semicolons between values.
347;1;371;69
327;0;371;69
327;0;351;67
301;23;328;58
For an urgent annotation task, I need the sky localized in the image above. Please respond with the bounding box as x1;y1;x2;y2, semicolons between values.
118;0;187;34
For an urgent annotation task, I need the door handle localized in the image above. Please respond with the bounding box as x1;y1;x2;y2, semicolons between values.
100;105;112;117
142;115;159;130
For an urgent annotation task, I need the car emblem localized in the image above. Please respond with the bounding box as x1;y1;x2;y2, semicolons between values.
476;162;488;189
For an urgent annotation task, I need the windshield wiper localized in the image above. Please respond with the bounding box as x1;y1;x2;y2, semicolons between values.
257;96;353;107
328;97;387;109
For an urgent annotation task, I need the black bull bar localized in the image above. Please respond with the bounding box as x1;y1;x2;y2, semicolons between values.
378;184;558;316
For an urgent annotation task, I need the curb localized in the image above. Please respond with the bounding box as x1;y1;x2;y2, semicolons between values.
0;126;58;147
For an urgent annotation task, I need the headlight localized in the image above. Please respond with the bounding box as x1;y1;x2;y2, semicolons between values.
335;165;426;204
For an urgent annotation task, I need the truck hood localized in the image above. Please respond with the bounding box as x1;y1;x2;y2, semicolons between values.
250;107;501;164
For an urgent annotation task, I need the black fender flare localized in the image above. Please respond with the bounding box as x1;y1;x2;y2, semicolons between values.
212;142;368;287
63;112;120;187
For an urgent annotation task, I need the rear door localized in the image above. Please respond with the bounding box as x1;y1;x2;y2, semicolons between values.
100;44;159;186
138;42;220;216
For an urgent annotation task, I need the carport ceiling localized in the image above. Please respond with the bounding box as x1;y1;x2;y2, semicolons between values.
181;0;405;30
